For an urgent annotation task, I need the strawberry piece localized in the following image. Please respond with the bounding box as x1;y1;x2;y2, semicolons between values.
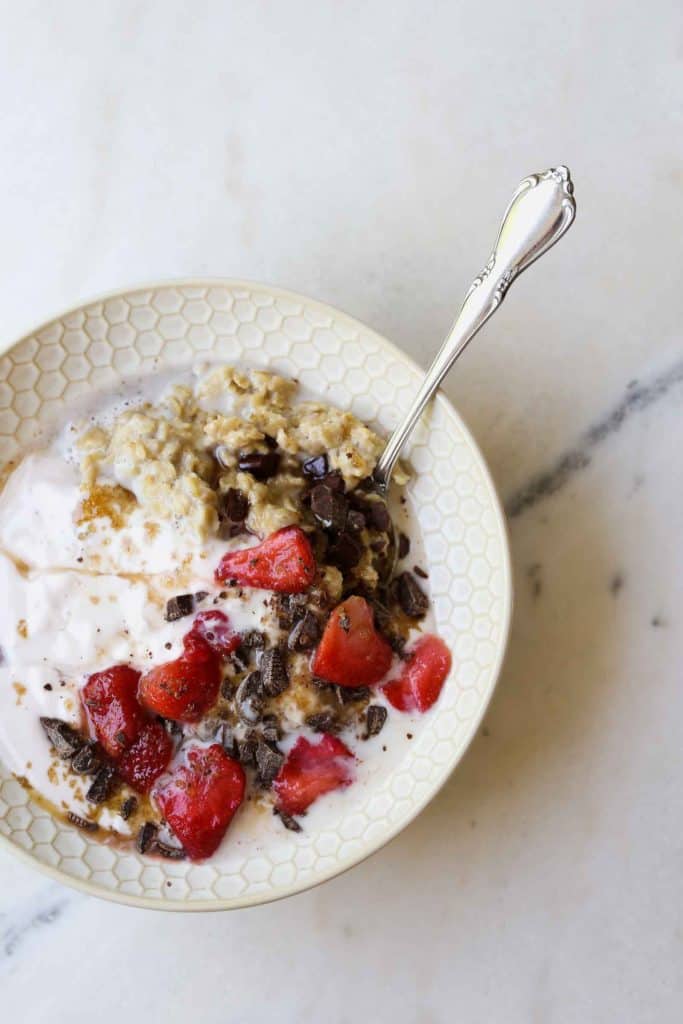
214;525;316;593
382;634;452;713
155;744;245;860
118;721;173;793
82;665;146;759
311;595;393;687
138;641;221;723
274;734;354;817
183;609;240;658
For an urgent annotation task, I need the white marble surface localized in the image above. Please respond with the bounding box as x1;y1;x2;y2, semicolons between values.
1;1;682;1020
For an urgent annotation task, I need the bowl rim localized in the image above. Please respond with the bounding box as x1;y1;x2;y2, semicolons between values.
0;276;513;911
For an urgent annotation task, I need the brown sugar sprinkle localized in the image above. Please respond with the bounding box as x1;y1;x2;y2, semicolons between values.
77;483;136;530
16;619;28;639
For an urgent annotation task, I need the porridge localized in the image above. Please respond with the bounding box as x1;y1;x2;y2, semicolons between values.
0;365;451;862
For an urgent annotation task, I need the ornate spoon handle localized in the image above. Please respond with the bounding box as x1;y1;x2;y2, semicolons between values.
373;165;576;492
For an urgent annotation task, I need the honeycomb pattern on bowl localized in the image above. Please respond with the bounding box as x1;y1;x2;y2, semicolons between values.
0;281;511;909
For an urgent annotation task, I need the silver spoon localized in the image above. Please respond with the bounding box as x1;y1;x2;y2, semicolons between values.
373;165;576;495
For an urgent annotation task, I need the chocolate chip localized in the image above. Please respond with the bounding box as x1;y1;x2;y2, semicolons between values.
261;716;281;745
288;611;320;651
364;705;388;738
164;594;195;622
346;509;366;533
305;711;340;733
236;671;265;723
336;685;370;704
264;433;278;450
39;718;85;760
327;532;362;571
259;647;289;697
397;572;429;618
413;565;428;579
70;743;100;776
120;796;138;821
155;840;187;860
302;454;328;479
238;450;280;480
136;821;158;854
43;683;53;692
398;533;410;559
255;741;284;788
67;812;99;832
194;590;209;604
86;764;118;804
274;807;302;833
310;484;348;532
222;487;249;522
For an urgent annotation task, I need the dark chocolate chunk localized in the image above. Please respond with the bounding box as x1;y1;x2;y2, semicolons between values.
336;685;370;705
398;532;410;559
302;454;328;479
274;807;302;833
259;647;289;697
136;821;158;854
261;716;281;745
364;704;388;738
229;650;250;674
67;812;99;832
388;633;407;659
194;590;209;604
346;509;366;533
397;572;429;618
288;611;320;651
327;532;362;571
366;498;390;532
164;593;194;622
263;433;278;450
237;731;259;768
222;487;249;522
236;671;265;723
310;484;348;532
321;471;345;493
220;676;238;700
305;711;340;733
238;450;280;480
272;592;308;629
240;630;266;650
255;741;284;788
155;840;187;860
70;743;100;776
39;717;84;760
413;565;428;579
120;796;138;821
86;764;118;804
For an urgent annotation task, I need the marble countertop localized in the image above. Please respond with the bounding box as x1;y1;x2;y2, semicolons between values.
1;2;682;1021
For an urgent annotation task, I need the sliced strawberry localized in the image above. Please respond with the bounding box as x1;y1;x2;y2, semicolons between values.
273;734;354;817
183;609;240;658
311;595;393;687
155;743;246;860
118;721;173;793
214;525;316;593
382;634;452;713
138;641;221;723
82;665;146;759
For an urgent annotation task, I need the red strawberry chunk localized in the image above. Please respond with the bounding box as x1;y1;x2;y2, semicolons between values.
138;641;221;723
311;596;393;687
273;734;354;817
82;665;146;759
155;744;245;860
215;525;316;593
118;721;173;793
382;634;452;713
183;609;239;658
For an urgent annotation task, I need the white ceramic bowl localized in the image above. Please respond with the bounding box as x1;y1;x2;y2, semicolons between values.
0;280;511;910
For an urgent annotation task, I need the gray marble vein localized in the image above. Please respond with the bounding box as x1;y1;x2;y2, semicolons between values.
505;357;683;517
1;893;71;964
